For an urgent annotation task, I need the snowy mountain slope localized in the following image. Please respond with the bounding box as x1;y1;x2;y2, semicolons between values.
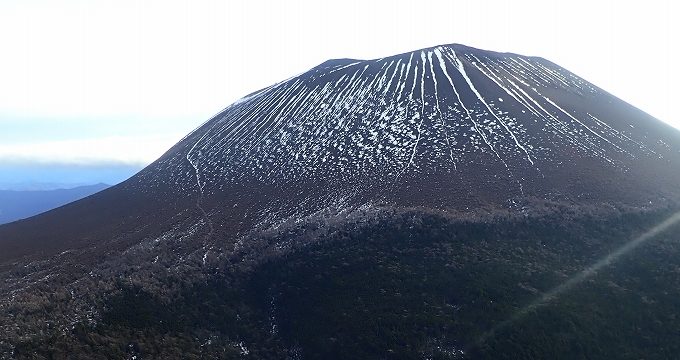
135;44;679;213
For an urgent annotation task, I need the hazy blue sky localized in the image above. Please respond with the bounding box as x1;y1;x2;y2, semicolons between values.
0;0;678;186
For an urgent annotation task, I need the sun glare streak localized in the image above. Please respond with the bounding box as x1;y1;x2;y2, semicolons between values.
476;210;680;347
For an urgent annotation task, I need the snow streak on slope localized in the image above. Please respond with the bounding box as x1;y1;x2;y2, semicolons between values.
139;44;669;200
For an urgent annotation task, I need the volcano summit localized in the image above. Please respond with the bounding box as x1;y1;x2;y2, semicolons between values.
138;43;680;210
1;44;680;359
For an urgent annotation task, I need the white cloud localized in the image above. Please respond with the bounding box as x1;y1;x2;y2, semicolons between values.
0;134;182;166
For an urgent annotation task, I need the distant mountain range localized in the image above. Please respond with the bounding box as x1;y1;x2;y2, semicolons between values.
0;184;109;225
0;182;99;191
0;163;141;191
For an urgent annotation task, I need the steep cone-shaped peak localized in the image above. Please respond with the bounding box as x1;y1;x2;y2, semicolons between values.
2;44;680;358
135;43;679;214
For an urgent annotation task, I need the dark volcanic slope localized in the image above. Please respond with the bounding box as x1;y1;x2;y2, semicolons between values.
1;44;680;358
1;43;680;272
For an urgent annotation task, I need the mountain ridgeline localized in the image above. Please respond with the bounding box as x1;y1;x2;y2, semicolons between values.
0;184;109;225
1;44;680;359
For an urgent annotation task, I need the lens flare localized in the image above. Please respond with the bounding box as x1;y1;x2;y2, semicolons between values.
476;210;680;347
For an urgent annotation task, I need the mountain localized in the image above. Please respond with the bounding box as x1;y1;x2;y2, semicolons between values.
1;44;680;359
0;163;142;191
0;184;110;225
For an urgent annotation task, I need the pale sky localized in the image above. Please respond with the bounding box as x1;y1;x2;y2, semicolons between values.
0;0;678;169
